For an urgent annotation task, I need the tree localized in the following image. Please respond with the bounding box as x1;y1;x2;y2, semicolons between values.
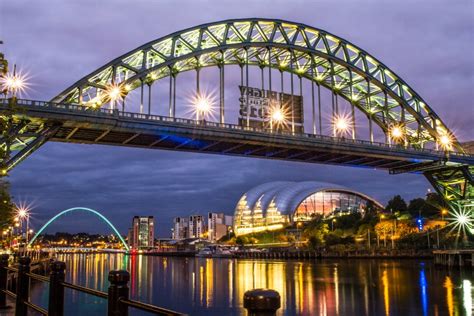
407;198;425;217
365;200;378;217
0;178;13;229
386;195;407;213
422;193;449;218
235;236;249;246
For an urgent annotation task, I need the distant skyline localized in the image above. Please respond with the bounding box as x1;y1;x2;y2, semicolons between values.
1;0;473;237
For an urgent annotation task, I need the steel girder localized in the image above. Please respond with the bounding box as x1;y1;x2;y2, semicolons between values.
0;99;60;173
424;165;474;212
52;18;462;152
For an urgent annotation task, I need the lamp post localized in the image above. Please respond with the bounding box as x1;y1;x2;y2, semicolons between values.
15;205;30;254
192;92;214;123
441;209;448;221
331;218;336;231
296;222;303;247
269;105;286;133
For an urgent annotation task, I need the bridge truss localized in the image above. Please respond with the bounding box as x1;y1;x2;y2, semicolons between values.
1;18;473;212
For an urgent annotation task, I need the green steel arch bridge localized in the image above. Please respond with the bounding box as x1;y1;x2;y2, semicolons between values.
1;18;473;212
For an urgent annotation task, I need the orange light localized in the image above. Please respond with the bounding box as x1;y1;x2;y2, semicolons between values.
389;125;404;140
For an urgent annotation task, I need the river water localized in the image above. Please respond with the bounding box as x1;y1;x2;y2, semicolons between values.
29;254;472;316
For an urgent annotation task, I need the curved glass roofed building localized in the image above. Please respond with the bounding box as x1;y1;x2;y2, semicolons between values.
234;181;383;236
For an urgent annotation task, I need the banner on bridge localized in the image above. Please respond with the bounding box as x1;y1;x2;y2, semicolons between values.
238;86;304;133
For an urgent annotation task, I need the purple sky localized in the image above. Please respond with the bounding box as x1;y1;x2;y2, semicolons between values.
1;0;473;237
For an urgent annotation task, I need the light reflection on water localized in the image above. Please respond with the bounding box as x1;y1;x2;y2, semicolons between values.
30;254;472;316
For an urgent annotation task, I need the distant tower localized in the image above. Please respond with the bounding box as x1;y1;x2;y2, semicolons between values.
131;216;154;249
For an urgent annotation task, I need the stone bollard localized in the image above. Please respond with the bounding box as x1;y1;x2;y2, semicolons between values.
244;289;280;316
108;270;130;316
48;261;66;316
0;254;10;309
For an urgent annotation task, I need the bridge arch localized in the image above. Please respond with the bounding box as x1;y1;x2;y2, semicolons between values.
28;207;129;251
52;18;462;152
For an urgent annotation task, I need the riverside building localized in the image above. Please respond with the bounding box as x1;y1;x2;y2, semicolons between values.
172;215;206;239
233;181;382;236
129;216;155;249
208;212;233;242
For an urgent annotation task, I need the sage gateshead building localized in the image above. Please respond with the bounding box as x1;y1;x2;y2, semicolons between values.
233;181;383;236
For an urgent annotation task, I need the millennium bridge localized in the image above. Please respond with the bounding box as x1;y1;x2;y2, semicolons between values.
1;18;473;212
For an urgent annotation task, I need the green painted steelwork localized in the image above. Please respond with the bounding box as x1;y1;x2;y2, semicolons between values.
52;18;463;152
28;207;129;251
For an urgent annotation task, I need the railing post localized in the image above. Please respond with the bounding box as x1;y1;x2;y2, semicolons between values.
244;289;280;316
15;256;30;316
0;254;10;309
108;270;129;316
48;261;66;316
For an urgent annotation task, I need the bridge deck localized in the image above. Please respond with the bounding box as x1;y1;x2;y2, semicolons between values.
3;99;474;172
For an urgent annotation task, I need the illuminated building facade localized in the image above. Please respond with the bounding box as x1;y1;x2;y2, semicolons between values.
172;217;189;240
208;212;233;242
234;181;382;236
172;215;207;239
189;215;205;238
130;216;154;249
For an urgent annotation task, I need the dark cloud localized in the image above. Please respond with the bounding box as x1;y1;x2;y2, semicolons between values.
1;0;472;236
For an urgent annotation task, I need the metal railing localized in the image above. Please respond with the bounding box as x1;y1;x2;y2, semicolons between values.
2;98;472;160
0;255;185;316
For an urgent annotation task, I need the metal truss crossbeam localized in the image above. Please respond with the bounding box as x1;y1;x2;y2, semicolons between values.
52;18;462;152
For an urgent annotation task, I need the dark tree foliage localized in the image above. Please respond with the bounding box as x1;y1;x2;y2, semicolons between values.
365;200;378;217
0;178;13;229
385;195;407;213
407;198;426;217
422;193;449;217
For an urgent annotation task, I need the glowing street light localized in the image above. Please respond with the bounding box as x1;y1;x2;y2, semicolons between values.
105;84;125;110
189;90;216;122
0;65;28;97
332;114;351;137
446;202;474;246
441;208;448;221
196;95;211;116
272;108;284;122
14;203;31;253
268;104;288;132
389;124;405;143
439;133;453;151
16;207;29;220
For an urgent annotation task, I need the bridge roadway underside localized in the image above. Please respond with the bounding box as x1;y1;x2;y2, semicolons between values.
14;103;474;172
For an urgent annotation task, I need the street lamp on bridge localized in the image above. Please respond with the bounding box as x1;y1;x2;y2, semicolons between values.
190;90;216;122
439;133;453;151
268;104;288;132
105;84;125;110
0;64;28;97
332;114;351;138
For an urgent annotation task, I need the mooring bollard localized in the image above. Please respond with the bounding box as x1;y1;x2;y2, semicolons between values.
0;254;10;309
244;288;281;316
49;261;66;316
108;270;130;316
16;256;30;316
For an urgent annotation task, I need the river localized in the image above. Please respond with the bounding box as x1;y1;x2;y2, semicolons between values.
29;254;472;315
